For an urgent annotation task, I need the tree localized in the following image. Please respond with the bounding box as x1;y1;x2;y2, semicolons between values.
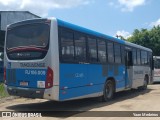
127;26;160;56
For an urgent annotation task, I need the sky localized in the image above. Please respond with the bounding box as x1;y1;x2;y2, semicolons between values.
0;0;160;38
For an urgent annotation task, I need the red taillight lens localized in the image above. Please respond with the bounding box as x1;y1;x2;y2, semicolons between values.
45;67;53;88
4;67;6;84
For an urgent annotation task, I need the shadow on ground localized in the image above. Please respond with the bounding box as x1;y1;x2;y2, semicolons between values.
152;82;160;84
6;88;153;117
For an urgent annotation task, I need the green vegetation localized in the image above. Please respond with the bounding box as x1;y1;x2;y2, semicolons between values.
127;26;160;56
0;83;9;98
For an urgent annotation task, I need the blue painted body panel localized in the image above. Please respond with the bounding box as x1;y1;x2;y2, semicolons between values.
60;84;103;100
6;68;47;88
59;63;126;101
59;64;89;88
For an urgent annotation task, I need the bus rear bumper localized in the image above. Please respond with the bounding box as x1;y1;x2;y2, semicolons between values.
6;86;45;99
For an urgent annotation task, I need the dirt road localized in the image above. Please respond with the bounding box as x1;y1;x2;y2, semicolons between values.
0;84;160;120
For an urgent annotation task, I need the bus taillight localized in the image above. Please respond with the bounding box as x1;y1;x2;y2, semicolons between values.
45;67;54;88
4;67;6;84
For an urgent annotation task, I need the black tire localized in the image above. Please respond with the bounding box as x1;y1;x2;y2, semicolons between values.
138;76;148;90
102;80;114;102
142;76;148;90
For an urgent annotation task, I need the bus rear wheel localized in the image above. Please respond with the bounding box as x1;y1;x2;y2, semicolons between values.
143;76;148;90
102;80;114;102
138;76;148;90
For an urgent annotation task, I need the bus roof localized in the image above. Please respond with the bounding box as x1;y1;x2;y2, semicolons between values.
125;41;152;52
57;19;152;52
6;17;152;52
57;19;125;44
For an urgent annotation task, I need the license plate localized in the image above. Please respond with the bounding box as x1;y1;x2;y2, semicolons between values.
37;81;45;88
20;82;28;86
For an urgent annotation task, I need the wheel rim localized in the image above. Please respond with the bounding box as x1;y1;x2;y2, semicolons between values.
105;82;113;99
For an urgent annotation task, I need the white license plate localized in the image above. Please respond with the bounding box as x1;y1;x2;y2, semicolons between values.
20;82;28;86
37;81;45;88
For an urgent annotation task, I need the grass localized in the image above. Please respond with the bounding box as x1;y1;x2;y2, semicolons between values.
0;82;9;98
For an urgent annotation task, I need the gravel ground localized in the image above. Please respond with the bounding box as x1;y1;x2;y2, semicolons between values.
0;84;160;120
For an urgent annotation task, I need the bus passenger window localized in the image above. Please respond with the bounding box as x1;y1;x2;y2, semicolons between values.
88;37;98;62
61;30;74;61
114;43;121;64
97;40;106;63
132;49;137;65
107;42;114;63
137;50;141;65
141;51;147;65
74;33;86;62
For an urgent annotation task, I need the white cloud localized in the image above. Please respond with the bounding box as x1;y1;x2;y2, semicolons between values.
0;0;92;16
110;0;146;12
150;18;160;27
118;0;146;12
116;30;132;39
109;2;114;6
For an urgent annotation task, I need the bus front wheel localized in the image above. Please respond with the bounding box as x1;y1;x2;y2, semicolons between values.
102;80;114;102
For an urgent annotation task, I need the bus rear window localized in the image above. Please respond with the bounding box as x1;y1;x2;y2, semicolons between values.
6;23;50;60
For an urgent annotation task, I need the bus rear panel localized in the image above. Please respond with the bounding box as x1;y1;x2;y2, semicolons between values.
4;19;59;101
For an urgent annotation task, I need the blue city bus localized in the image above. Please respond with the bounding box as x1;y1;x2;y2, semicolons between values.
4;18;153;101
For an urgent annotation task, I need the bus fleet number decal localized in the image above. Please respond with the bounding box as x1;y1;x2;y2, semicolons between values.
25;70;46;75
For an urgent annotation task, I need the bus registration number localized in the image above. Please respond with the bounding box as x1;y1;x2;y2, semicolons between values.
20;82;28;86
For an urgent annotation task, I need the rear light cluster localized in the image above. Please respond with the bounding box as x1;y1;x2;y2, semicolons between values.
45;67;54;88
4;67;6;84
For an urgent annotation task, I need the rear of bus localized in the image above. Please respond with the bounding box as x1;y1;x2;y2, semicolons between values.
4;18;59;100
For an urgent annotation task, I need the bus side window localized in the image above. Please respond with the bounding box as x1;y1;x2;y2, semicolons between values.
114;43;121;64
121;46;125;64
128;51;133;66
74;33;86;62
61;29;74;62
141;51;147;65
137;50;141;65
107;42;114;63
88;37;98;62
132;49;137;65
97;39;107;63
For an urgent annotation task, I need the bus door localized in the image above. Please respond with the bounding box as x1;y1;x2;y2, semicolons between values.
124;49;133;88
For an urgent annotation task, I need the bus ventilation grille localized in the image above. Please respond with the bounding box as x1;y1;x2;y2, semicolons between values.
7;69;16;84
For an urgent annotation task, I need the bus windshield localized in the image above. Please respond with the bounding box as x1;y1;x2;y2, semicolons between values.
6;23;50;60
